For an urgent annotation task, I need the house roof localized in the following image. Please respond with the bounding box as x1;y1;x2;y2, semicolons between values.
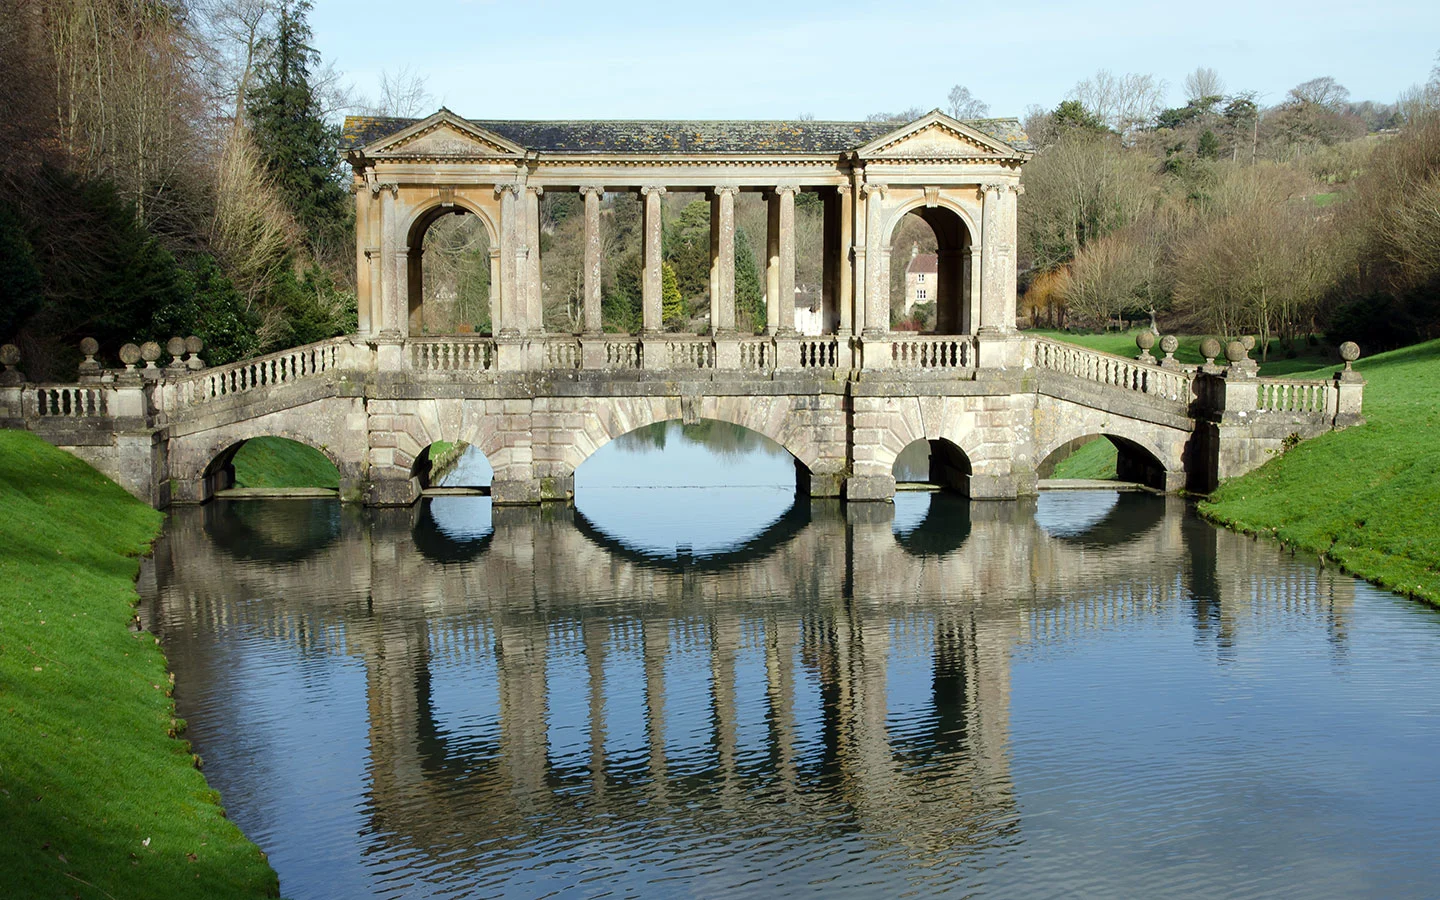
341;111;1032;156
906;253;938;275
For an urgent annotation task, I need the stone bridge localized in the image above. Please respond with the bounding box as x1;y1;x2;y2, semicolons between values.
0;108;1364;505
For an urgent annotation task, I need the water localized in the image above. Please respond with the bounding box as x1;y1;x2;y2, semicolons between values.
139;424;1440;899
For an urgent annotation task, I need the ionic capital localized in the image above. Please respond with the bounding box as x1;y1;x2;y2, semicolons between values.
577;185;604;197
494;182;523;198
371;180;399;198
773;183;799;196
980;180;1017;196
525;184;544;197
860;182;888;199
711;185;740;199
640;184;667;197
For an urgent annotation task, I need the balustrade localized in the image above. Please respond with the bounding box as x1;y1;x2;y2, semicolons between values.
1030;337;1192;402
1256;379;1335;415
31;386;107;417
795;338;840;369
177;339;344;405
410;337;495;372
890;336;973;369
542;338;581;371
737;338;772;373
665;338;715;370
602;339;643;370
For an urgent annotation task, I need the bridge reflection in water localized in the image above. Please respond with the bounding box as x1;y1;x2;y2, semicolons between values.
134;486;1392;899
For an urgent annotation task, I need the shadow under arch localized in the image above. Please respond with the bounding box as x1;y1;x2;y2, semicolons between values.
570;495;814;573
1037;433;1170;491
892;492;973;557
893;437;973;496
200;436;342;500
1036;490;1168;548
201;498;343;563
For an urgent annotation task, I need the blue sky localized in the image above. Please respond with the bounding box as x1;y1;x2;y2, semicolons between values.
312;1;1437;120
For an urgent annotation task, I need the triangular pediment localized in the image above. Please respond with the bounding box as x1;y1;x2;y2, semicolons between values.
363;109;525;158
857;110;1026;160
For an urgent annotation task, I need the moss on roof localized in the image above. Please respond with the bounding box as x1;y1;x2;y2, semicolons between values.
341;115;1032;155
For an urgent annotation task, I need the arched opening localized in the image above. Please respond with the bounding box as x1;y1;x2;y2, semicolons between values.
1037;434;1168;491
412;442;493;494
888;206;972;334
573;418;808;559
407;206;494;336
202;436;340;499
892;438;973;496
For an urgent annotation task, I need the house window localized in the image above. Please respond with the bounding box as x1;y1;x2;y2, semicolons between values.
917;288;928;300
916;273;926;283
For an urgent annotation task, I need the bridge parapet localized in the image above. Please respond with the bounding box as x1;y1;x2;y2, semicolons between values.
1029;336;1193;403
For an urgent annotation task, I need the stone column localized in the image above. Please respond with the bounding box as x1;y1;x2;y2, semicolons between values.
861;183;888;337
851;172;867;335
377;182;401;341
488;247;501;335
776;185;797;335
708;186;737;334
641;185;666;333
978;181;1019;333
580;186;604;334
765;193;782;334
495;183;522;337
963;247;978;335
524;185;544;334
355;180;374;335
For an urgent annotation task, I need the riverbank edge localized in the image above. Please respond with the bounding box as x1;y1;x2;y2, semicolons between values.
1190;338;1440;609
1197;504;1440;608
0;430;281;898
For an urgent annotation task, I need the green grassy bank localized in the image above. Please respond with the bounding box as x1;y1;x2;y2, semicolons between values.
0;430;279;898
1199;339;1440;605
231;436;339;489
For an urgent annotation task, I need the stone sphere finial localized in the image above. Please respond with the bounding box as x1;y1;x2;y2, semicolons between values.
1200;337;1221;364
0;344;20;385
1340;341;1360;367
1240;334;1256;352
1225;340;1248;363
80;337;99;357
166;336;186;357
185;335;203;355
119;343;141;367
140;341;162;366
1160;334;1178;354
1136;331;1156;350
0;344;20;367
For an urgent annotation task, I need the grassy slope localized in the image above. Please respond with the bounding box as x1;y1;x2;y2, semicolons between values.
0;431;278;898
232;436;339;489
1199;339;1440;604
1050;438;1119;479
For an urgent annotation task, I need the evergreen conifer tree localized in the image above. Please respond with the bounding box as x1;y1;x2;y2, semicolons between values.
734;228;765;333
661;262;686;329
246;0;348;256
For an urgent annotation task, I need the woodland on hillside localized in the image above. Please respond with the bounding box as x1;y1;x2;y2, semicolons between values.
2;0;1438;378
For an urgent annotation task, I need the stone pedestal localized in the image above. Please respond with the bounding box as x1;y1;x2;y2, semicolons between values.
1334;370;1365;427
975;328;1025;370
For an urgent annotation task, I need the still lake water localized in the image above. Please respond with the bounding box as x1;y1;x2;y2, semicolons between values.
139;423;1440;899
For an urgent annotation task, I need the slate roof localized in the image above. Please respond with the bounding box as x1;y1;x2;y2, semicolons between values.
341;115;1032;155
906;253;938;275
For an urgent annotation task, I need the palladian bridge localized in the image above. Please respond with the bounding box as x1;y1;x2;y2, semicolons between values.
0;109;1364;507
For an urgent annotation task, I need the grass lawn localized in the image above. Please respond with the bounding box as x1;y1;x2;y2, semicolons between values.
0;430;279;898
1199;338;1440;605
1028;328;1339;376
1050;437;1119;480
232;436;339;489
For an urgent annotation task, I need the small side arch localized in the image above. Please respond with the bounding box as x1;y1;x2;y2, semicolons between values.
402;195;500;248
879;194;980;251
1035;430;1173;491
403;196;500;337
198;434;344;499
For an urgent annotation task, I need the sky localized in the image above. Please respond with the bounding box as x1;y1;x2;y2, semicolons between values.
311;0;1439;121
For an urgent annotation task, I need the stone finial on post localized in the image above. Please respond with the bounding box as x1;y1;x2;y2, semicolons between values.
1224;339;1258;378
1158;334;1180;369
1334;341;1365;427
1136;330;1157;364
118;343;142;380
166;337;187;371
185;335;205;370
78;337;102;381
0;343;24;386
139;341;163;380
1199;337;1224;374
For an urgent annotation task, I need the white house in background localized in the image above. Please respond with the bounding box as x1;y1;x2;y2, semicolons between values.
905;253;937;315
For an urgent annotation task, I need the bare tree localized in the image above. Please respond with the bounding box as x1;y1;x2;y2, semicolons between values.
1184;66;1225;104
1289;76;1350;109
369;66;433;118
1068;69;1167;138
947;84;990;119
192;0;277;129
